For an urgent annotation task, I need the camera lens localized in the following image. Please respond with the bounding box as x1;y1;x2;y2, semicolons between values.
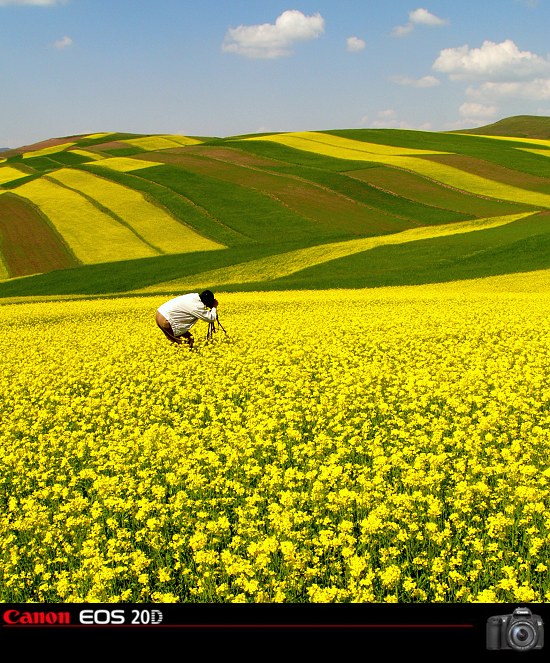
508;622;537;650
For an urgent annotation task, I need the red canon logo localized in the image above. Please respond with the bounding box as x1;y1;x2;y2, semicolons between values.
3;610;71;625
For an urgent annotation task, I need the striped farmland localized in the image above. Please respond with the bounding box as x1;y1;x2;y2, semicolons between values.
13;178;159;264
250;132;550;208
48;168;224;254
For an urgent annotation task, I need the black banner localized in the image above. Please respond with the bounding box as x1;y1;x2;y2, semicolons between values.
1;602;548;656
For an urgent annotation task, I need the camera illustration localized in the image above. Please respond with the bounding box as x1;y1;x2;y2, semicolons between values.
486;607;544;651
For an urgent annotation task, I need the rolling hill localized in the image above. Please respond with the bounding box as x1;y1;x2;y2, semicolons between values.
0;117;549;298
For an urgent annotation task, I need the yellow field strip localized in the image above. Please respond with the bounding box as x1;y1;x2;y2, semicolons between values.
250;132;550;208
14;178;159;264
89;157;159;172
0;166;28;185
48;169;224;254
21;142;76;159
248;131;450;157
135;212;534;292
69;149;105;161
119;135;203;151
460;134;550;149
519;148;550;158
83;133;116;140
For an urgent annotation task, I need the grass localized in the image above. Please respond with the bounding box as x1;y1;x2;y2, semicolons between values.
238;212;550;291
136;213;534;293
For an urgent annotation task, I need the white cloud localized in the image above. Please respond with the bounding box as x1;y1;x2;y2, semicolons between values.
221;9;325;59
467;78;550;101
0;0;67;5
391;74;440;88
459;102;497;118
393;7;448;37
53;35;72;49
409;8;449;27
433;39;550;81
347;36;366;52
392;24;414;37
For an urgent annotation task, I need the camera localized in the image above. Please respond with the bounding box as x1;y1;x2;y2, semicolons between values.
486;607;544;651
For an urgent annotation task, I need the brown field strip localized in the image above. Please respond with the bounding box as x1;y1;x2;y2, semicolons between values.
0;193;78;277
179;145;290;169
137;151;416;235
84;141;135;152
346;166;533;217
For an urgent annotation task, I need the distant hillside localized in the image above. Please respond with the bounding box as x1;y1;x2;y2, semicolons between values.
455;115;550;139
1;122;550;298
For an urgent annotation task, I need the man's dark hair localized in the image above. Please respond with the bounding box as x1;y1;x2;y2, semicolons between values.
199;290;215;308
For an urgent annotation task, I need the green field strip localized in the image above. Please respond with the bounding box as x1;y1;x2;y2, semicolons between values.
136;151;415;235
254;133;550;208
14;177;159;264
48;168;224;254
1;174;42;190
259;211;550;290
44;151;95;166
132;164;345;245
17;156;61;172
0;192;78;277
77;164;249;247
0;240;301;297
0;166;29;186
345;166;535;217
282;167;472;226
136;212;533;292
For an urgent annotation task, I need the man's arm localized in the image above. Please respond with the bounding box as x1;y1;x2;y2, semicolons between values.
194;300;219;323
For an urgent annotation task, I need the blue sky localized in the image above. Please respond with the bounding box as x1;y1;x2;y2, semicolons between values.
1;0;549;147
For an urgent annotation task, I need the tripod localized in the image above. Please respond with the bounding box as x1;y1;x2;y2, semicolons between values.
206;313;228;342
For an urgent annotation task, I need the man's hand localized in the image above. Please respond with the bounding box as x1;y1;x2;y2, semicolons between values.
213;299;219;308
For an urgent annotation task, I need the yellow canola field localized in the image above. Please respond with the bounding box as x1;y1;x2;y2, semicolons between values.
252;132;550;208
1;282;549;603
0;165;28;185
48;169;224;254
